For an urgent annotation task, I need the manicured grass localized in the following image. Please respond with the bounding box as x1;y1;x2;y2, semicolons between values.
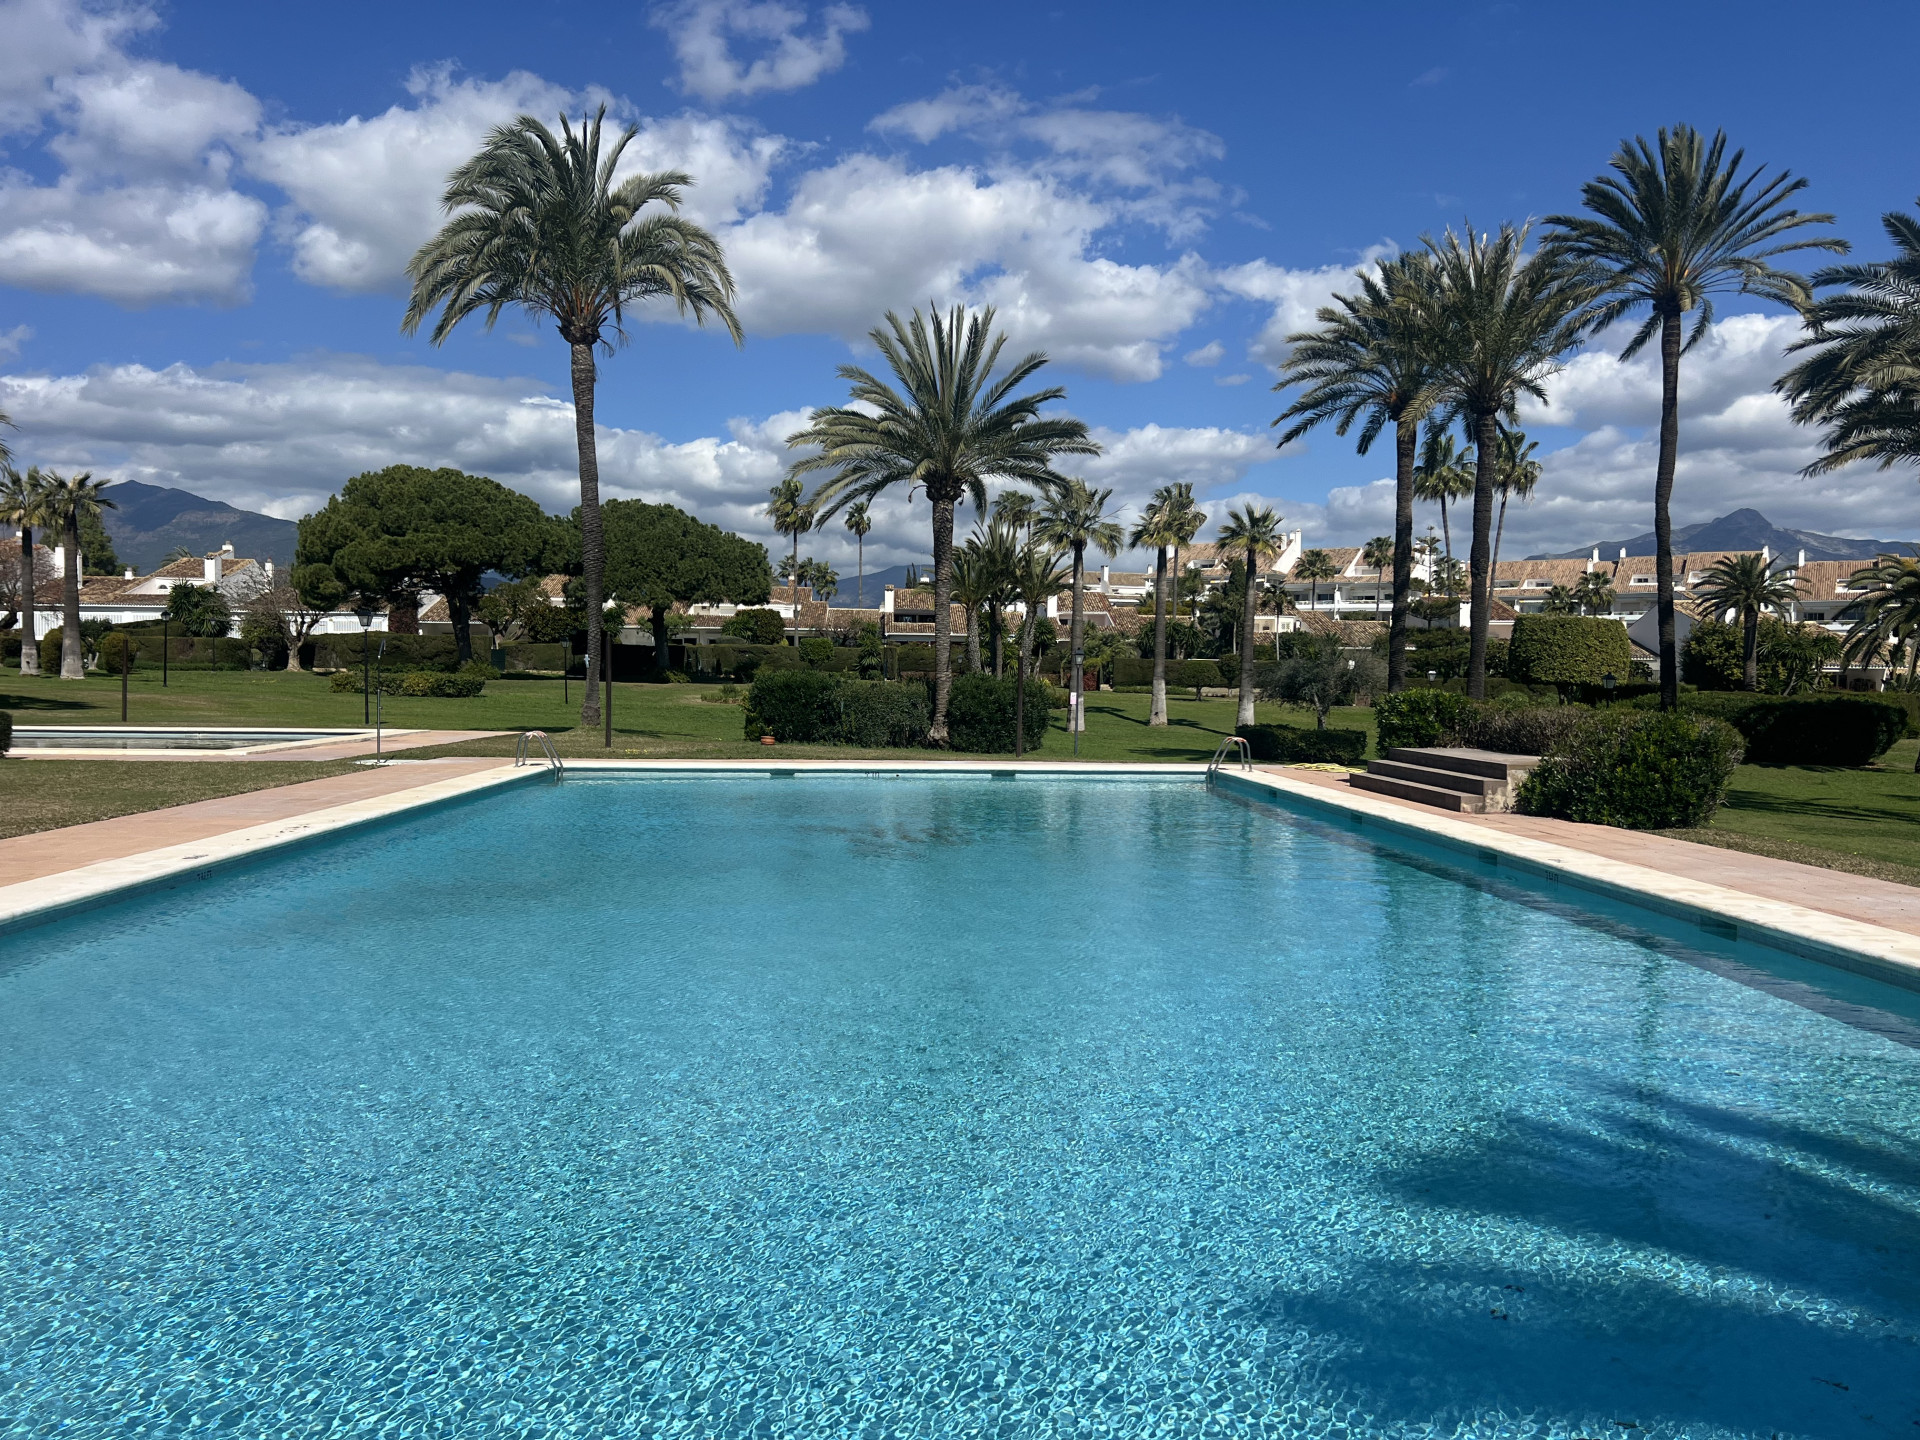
1681;737;1920;876
0;759;364;841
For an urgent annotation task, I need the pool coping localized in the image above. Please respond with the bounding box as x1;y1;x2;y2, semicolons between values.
9;726;420;757
7;756;1919;996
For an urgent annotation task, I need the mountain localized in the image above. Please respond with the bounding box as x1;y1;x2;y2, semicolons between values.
822;561;933;607
1528;508;1917;563
100;480;298;575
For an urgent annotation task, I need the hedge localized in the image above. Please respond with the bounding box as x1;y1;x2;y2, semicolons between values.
945;673;1050;753
1456;702;1591;758
1517;711;1744;828
1171;658;1223;694
318;634;465;673
742;671;931;747
1111;654;1155;687
840;681;931;748
0;711;11;757
1374;689;1472;750
1668;693;1908;766
328;665;489;697
1507;615;1632;686
1235;723;1366;765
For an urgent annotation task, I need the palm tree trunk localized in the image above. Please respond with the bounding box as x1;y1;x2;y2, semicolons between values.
18;524;37;677
1149;545;1169;726
1014;615;1035;759
857;535;864;609
571;340;604;726
1655;309;1683;711
989;604;1003;677
1069;541;1086;735
1466;411;1499;701
1491;492;1509;590
790;533;800;642
1237;539;1258;729
1743;608;1759;691
1440;498;1452;563
965;604;981;674
59;516;82;679
928;490;957;745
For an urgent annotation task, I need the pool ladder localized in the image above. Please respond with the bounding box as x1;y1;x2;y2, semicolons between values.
516;729;564;777
1206;735;1251;781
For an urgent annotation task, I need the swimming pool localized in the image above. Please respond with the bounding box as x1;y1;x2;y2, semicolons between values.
9;726;377;752
4;774;1917;1437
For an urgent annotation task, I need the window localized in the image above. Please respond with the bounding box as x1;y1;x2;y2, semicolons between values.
1630;575;1655;585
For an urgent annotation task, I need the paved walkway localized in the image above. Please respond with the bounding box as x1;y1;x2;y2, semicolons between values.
0;759;513;887
1268;766;1920;940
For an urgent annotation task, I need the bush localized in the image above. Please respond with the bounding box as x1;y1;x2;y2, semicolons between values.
1390;629;1509;682
38;627;64;672
722;608;788;646
1235;723;1367;765
1517;711;1745;828
1683;616;1842;694
745;668;844;742
1507;615;1632;687
0;710;10;756
1668;692;1908;766
798;635;835;669
1457;703;1592;757
1373;689;1472;750
1171;658;1223;694
946;673;1050;753
840;681;931;748
329;666;485;697
1111;654;1155;687
96;631;139;674
329;668;361;693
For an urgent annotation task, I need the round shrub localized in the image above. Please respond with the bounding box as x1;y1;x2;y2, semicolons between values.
96;632;139;674
839;680;930;748
1373;689;1471;750
746;668;844;742
798;635;835;669
1171;658;1224;694
1516;711;1744;829
1507;615;1632;687
329;668;361;693
946;673;1050;753
37;627;64;672
722;608;788;647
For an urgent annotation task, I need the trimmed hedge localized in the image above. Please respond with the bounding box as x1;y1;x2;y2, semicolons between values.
0;711;11;756
1171;658;1223;694
743;670;932;746
1517;711;1745;828
840;681;931;748
1668;693;1908;766
1374;689;1472;750
946;673;1050;753
1235;723;1366;765
1507;615;1632;686
327;666;488;697
1456;702;1591;758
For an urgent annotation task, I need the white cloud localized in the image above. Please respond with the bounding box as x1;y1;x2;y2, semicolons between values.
1183;340;1223;367
651;0;868;103
1215;373;1251;387
0;323;33;359
1214;253;1390;365
869;83;1024;144
0;0;150;131
0;177;265;302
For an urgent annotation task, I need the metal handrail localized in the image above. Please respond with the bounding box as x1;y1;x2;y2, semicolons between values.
1206;734;1252;779
516;729;564;775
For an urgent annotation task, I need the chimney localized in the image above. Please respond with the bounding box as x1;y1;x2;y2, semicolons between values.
204;550;223;584
1588;547;1599;570
1796;549;1806;569
1618;548;1627;561
264;559;275;582
51;547;65;579
1760;544;1770;563
1100;564;1111;587
124;567;134;579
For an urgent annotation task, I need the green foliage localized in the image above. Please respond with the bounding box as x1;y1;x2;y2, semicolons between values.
945;673;1051;753
1665;692;1908;766
855;622;884;680
1171;658;1223;694
1456;701;1591;757
798;635;835;668
238;605;289;669
1682;616;1841;693
96;631;137;674
1517;711;1745;828
722;608;788;646
1235;723;1367;765
1374;689;1472;750
744;668;844;741
0;710;10;756
163;582;233;637
839;681;931;747
329;668;360;693
1507;615;1631;685
599;499;771;616
320;634;465;673
1256;636;1387;726
1388;627;1508;681
76;504;121;575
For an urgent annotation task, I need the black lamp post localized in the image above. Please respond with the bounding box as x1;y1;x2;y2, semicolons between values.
354;604;374;726
1603;670;1617;701
161;616;169;687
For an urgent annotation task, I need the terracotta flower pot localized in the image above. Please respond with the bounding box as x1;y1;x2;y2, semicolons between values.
760;735;776;746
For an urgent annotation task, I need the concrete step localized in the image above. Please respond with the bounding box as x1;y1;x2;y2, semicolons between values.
1348;770;1488;812
1365;757;1506;797
1386;746;1539;783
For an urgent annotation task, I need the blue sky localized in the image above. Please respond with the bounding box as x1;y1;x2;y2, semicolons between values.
3;0;1918;571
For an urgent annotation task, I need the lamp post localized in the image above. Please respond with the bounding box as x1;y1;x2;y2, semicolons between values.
161;616;169;687
120;634;130;722
1071;646;1084;757
354;604;374;726
375;636;388;757
1603;670;1616;702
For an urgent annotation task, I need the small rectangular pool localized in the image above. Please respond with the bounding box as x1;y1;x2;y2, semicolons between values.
9;726;375;752
3;774;1917;1436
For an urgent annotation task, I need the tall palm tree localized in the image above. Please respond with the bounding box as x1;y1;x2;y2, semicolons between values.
403;105;741;727
1412;428;1474;562
1838;554;1920;693
843;501;872;608
0;465;50;676
1129;495;1179;727
1423;222;1595;699
1006;540;1072;758
1571;568;1615;617
1546;126;1843;709
766;476;813;629
1295;547;1338;619
1164;484;1206;623
1777;200;1920;477
950;544;993;674
992;488;1038;548
1693;553;1802;690
1218;504;1286;727
1488;427;1541;584
1276;250;1446;694
1361;535;1393;618
972;516;1020;676
1034;478;1123;749
789;305;1097;744
0;408;14;469
41;471;115;679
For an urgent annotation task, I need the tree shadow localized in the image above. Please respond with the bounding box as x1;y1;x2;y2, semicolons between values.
0;691;94;713
1252;1085;1920;1433
1722;787;1920;825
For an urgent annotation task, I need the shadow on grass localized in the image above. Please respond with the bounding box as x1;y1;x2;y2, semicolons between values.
0;691;95;713
1247;1082;1920;1434
1084;703;1230;736
1723;787;1920;826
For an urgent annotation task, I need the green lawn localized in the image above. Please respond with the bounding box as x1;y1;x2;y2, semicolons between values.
0;759;366;841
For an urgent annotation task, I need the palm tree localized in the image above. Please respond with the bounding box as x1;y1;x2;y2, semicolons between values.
0;408;13;469
1361;535;1393;618
1006;540;1072;758
1412;428;1474;562
1541;583;1579;616
403;105;741;727
1546;126;1843;710
950;544;993;674
1693;553;1801;690
1572;569;1615;617
973;516;1021;676
1034;478;1123;750
1423;222;1594;700
1129;495;1179;727
1275;251;1444;693
788;305;1097;744
41;471;115;679
843;501;872;608
1217;504;1287;728
992;488;1038;547
0;466;50;676
1777;201;1920;477
1294;547;1338;619
1838;554;1920;693
1488;427;1541;584
766;476;813;630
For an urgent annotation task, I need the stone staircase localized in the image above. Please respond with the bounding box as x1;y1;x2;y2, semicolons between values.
1347;747;1539;813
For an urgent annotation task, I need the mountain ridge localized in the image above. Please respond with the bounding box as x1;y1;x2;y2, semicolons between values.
1527;508;1917;563
100;480;298;575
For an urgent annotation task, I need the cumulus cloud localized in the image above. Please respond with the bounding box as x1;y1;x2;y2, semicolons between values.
1215;252;1390;365
1183;340;1223;367
651;0;868;103
0;177;265;302
0;323;29;358
0;0;149;131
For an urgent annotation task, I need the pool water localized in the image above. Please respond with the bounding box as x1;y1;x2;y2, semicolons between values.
3;775;1917;1438
9;727;363;751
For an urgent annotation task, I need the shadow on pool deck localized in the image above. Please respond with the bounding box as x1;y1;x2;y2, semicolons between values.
1250;1085;1920;1434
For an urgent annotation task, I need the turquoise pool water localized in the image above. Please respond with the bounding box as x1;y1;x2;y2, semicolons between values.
3;775;1917;1438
